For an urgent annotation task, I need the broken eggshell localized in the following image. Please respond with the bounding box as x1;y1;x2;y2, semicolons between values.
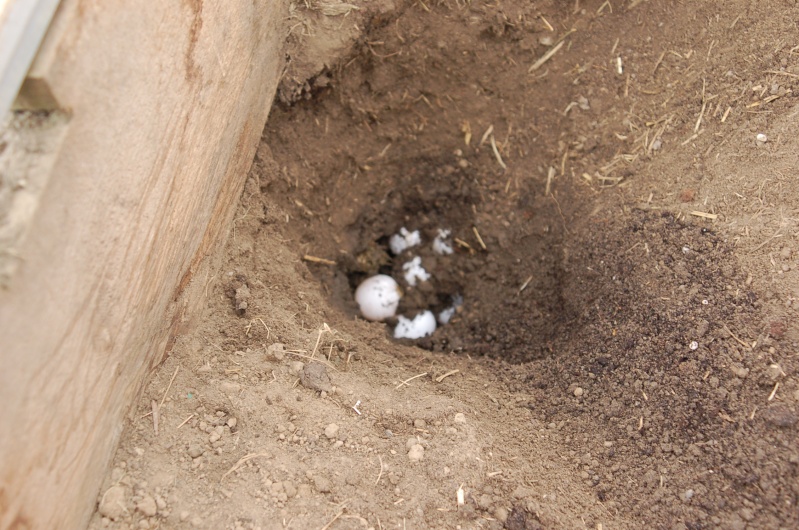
355;274;402;321
394;310;437;339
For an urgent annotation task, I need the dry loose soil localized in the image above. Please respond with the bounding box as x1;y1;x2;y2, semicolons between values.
90;1;799;529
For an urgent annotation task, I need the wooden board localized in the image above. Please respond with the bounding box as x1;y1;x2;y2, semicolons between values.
0;1;286;528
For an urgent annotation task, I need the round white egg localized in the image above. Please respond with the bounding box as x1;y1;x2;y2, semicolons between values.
355;275;401;321
394;310;437;339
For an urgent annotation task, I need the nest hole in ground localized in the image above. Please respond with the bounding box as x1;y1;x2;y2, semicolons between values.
257;3;581;362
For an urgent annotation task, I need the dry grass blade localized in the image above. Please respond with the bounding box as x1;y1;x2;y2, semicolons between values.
303;255;336;265
221;452;271;482
528;40;564;73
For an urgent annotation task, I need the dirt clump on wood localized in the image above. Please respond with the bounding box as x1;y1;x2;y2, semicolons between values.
90;1;799;529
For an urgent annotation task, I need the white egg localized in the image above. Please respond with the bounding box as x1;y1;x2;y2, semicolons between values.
394;310;437;339
389;227;421;255
402;256;431;286
355;275;401;321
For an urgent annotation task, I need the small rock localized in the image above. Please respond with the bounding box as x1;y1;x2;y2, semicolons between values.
493;506;509;523
209;431;221;443
573;387;584;397
297;483;313;497
408;444;425;461
288;361;305;376
406;437;420;451
266;343;286;361
155;496;167;511
762;404;798;428
98;485;127;521
766;364;785;381
413;418;427;429
731;365;749;379
313;475;333;493
301;363;333;392
324;423;339;440
136;495;157;517
680;489;695;503
756;133;768;145
283;481;297;498
454;412;466;424
187;444;203;459
219;381;241;394
234;285;251;314
227;417;237;429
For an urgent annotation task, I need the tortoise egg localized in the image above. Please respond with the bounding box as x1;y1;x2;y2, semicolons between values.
355;275;401;321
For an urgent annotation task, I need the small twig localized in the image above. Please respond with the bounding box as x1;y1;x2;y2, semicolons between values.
768;382;779;401
303;255;336;266
160;366;180;408
396;372;428;389
472;227;487;250
689;210;717;220
375;455;384;485
529;40;564;73
220;452;271;482
320;511;344;530
518;275;534;295
151;400;160;435
435;370;460;383
177;414;195;429
285;350;338;371
489;135;507;169
723;324;751;350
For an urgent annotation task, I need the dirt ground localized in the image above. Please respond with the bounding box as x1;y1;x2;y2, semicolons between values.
89;1;799;528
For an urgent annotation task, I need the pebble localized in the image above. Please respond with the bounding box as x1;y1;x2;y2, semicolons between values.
209;431;221;443
219;381;241;394
227;417;237;429
406;437;420;451
266;343;286;361
454;413;466;424
187;445;203;459
136;495;158;517
573;387;584;397
288;361;305;375
314;475;333;493
301;363;333;392
324;423;339;439
98;485;127;521
408;444;425;461
413;419;427;429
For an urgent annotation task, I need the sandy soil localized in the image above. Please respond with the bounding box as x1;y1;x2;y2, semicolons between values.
89;1;799;528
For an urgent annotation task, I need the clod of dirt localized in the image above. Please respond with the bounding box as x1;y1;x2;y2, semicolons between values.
136;495;157;517
762;404;798;428
324;423;339;440
187;444;203;459
313;475;332;493
98;485;127;521
265;342;285;361
300;363;332;392
407;444;424;461
234;284;251;315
